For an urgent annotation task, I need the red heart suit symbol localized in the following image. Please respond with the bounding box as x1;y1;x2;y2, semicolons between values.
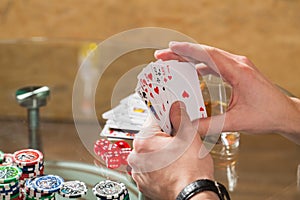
154;87;159;94
147;73;153;81
182;90;189;98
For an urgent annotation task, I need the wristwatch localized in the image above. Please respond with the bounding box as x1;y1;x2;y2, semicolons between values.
176;179;231;200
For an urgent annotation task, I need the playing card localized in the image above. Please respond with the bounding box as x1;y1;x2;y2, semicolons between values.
100;125;136;139
102;94;148;131
135;59;207;134
145;82;174;133
106;119;143;131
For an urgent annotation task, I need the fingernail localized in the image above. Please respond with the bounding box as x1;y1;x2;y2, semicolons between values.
178;101;186;110
154;50;163;57
169;41;179;47
171;101;186;112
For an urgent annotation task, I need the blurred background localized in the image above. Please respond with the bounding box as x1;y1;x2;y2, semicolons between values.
0;0;299;121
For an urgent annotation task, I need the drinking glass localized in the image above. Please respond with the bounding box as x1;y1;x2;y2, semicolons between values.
200;74;240;191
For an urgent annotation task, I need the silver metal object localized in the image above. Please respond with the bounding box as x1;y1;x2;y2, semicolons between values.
16;86;50;151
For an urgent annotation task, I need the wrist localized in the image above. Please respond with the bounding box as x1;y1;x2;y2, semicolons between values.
175;179;230;200
173;175;214;199
278;97;300;143
191;191;219;200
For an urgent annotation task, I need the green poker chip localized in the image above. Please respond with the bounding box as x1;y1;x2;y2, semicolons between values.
0;151;4;163
0;166;22;184
0;191;20;200
25;193;55;200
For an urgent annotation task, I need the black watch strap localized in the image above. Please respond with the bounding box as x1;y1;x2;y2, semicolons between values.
176;179;231;200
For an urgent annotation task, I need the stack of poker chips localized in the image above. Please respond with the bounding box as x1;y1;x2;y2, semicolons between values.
0;165;23;200
13;149;44;186
24;174;64;200
93;180;130;200
94;139;132;169
58;180;87;199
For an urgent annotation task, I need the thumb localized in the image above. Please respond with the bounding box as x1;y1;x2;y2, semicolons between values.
192;114;227;136
169;101;191;134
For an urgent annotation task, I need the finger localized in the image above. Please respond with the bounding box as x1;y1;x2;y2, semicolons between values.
195;63;220;77
135;114;161;139
127;150;139;173
154;49;187;61
192;114;227;136
169;41;240;84
133;131;170;153
169;101;191;134
155;49;200;64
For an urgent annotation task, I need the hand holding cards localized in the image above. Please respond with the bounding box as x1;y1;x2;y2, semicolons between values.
135;59;207;134
100;59;207;139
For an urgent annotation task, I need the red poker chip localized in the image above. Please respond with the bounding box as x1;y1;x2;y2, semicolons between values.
19;168;44;179
13;149;43;166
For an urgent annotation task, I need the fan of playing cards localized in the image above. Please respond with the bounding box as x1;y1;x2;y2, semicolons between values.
100;59;207;139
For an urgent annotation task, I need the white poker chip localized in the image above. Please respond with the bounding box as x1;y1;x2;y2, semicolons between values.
58;180;87;198
92;180;127;199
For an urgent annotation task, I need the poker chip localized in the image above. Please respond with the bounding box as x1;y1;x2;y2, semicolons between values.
93;180;128;200
58;180;87;198
0;180;18;191
25;193;55;200
13;149;43;167
33;175;64;194
0;154;14;167
14;149;44;185
23;176;58;199
0;191;20;200
0;182;19;193
0;149;77;200
0;166;22;184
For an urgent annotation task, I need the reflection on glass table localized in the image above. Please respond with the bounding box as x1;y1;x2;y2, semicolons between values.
45;161;141;200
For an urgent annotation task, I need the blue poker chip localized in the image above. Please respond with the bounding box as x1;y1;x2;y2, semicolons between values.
33;175;64;194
